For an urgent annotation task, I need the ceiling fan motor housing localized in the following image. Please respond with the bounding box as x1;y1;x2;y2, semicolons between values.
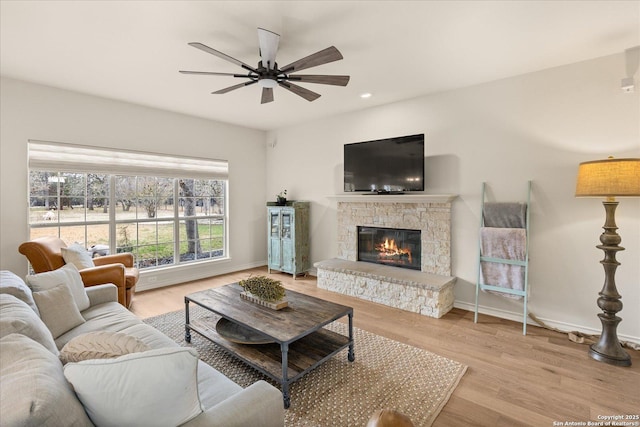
257;61;280;88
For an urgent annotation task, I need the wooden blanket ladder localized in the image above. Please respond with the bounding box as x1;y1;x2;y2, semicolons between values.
474;181;531;335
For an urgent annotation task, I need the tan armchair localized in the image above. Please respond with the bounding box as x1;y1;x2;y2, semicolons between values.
18;236;138;308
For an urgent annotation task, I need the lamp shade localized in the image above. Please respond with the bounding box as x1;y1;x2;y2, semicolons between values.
575;157;640;197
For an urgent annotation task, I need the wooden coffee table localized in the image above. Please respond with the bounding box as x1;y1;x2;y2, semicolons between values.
184;283;354;408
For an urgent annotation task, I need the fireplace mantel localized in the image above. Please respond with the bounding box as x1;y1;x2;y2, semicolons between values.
329;194;457;203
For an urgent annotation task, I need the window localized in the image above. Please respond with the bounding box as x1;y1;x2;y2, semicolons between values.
29;171;111;247
28;141;228;271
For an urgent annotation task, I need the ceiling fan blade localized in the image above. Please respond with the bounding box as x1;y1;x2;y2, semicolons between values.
179;70;251;77
261;88;274;104
285;74;350;86
257;28;280;70
280;46;344;74
188;42;257;73
212;80;257;94
278;82;321;102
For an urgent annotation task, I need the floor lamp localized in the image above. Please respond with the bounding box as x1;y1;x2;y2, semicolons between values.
575;157;640;367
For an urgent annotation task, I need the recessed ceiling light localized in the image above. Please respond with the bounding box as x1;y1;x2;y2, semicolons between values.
360;93;372;99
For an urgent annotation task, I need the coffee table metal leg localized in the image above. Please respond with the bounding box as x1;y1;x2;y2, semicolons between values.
281;342;290;409
184;298;192;343
348;312;355;362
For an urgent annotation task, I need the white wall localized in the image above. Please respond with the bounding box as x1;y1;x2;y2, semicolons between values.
0;77;268;289
266;53;640;342
2;53;638;342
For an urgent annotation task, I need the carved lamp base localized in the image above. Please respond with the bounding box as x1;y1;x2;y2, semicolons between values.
589;201;631;367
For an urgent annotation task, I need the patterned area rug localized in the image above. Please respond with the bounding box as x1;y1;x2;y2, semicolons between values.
144;306;467;427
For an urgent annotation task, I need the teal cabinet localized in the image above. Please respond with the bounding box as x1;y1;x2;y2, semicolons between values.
267;201;310;278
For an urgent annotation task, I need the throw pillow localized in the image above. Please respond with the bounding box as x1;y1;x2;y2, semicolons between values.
0;294;59;355
0;333;93;426
61;243;95;270
26;263;90;311
32;284;86;339
64;347;203;427
0;270;40;316
60;331;150;364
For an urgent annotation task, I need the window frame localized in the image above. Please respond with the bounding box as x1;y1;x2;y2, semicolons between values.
27;141;229;271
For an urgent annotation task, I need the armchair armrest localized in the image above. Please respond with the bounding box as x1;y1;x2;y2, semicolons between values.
93;253;134;268
181;381;284;427
79;264;126;307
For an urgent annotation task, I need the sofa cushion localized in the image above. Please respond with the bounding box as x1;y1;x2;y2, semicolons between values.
0;270;40;316
55;301;143;348
26;263;90;311
61;242;95;270
65;302;177;349
0;294;59;356
60;330;150;364
194;360;244;409
0;333;93;427
33;284;86;339
64;347;203;427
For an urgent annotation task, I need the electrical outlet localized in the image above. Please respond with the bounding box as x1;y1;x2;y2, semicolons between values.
147;276;157;283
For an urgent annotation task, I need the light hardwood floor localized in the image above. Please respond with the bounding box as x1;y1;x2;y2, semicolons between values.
131;267;640;427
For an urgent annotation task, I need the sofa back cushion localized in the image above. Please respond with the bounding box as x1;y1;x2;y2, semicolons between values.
0;294;58;355
0;333;93;427
0;270;40;316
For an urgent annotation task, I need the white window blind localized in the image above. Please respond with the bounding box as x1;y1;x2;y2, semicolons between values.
28;140;228;180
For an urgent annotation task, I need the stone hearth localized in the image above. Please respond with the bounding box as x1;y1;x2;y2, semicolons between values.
315;258;456;318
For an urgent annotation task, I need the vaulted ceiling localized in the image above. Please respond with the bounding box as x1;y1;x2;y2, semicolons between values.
1;1;638;131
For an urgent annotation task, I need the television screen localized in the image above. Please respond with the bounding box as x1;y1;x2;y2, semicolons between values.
344;134;424;193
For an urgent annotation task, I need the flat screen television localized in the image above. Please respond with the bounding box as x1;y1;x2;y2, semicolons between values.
344;134;424;193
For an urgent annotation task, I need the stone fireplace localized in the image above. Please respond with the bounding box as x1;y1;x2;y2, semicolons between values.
315;194;457;318
336;195;453;276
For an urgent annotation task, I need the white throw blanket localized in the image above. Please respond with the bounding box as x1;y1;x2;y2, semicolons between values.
479;227;527;300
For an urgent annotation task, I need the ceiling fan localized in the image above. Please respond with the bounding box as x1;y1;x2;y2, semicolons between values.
180;28;350;104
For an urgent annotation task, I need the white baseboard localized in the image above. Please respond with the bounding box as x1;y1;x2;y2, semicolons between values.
136;259;267;292
134;264;639;345
455;300;640;345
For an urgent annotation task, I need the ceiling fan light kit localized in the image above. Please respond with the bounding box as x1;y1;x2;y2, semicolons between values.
180;28;350;104
259;78;278;89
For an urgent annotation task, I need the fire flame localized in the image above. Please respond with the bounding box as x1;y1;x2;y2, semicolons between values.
375;238;412;263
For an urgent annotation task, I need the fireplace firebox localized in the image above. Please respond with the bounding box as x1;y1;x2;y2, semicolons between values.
357;226;421;270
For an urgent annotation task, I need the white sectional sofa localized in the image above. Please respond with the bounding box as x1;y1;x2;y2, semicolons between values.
0;270;285;427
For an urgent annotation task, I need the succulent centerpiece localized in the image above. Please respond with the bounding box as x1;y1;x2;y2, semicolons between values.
239;275;288;310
